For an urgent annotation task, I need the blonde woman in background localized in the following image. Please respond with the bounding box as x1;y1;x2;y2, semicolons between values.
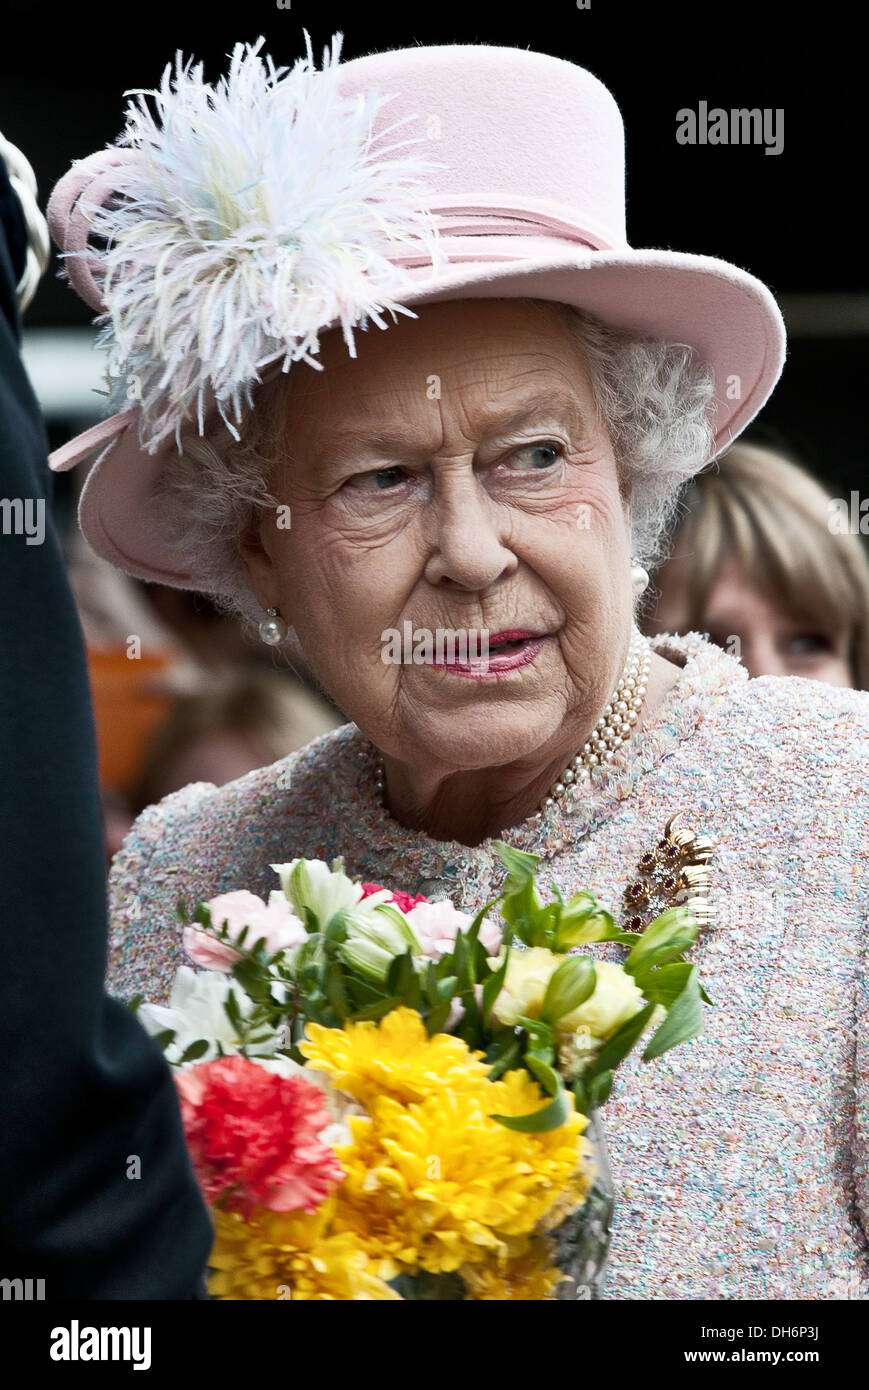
643;440;869;689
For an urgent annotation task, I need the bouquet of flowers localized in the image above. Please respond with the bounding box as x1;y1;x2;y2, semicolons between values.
132;842;709;1300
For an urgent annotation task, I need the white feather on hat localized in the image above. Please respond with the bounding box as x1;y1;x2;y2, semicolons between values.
61;30;447;452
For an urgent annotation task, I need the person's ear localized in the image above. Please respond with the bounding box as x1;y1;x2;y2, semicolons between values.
237;509;281;615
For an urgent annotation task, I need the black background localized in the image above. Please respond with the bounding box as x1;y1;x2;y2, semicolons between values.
2;0;865;490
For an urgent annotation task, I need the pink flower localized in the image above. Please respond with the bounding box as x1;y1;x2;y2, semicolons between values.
175;1056;344;1215
183;890;307;972
360;882;428;914
446;984;485;1031
405;900;503;960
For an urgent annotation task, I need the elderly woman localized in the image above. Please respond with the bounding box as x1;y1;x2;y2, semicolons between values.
48;36;869;1300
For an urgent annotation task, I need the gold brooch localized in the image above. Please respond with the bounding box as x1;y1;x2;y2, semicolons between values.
622;812;716;933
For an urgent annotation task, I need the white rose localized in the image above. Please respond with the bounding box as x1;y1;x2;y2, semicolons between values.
559;959;647;1040
490;947;563;1028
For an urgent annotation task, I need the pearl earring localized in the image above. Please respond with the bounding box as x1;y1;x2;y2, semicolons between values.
258;607;288;645
630;557;650;596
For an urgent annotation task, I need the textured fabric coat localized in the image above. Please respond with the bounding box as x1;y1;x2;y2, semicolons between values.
106;631;869;1299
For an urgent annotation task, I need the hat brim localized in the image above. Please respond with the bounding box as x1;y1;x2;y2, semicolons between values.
54;246;786;592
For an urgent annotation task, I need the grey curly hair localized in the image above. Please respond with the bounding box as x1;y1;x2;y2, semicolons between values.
148;298;718;630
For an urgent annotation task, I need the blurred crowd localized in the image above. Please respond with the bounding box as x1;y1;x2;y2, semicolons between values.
59;473;343;866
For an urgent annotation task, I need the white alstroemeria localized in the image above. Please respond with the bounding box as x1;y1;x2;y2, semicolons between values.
335;897;424;981
270;857;370;928
137;966;284;1065
336;934;396;984
343;899;422;954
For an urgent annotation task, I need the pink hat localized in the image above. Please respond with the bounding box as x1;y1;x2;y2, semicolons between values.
47;32;786;594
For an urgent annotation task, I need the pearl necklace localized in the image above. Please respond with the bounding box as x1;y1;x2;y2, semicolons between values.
371;623;652;826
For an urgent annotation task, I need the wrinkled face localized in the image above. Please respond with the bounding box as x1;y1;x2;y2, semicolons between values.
240;298;635;770
652;550;854;687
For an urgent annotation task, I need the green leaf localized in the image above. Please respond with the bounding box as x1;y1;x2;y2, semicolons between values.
539;956;596;1025
530;902;560;949
324;962;349;1020
525;1053;561;1096
642;963;704;1061
456;975;481;1034
462;895;509;952
151;1028;177;1051
492;840;541;882
583;1001;657;1081
386;951;403;994
471;935;493;980
623;907;698;975
434;975;458;1003
490;1056;572;1133
345;976;385;1009
516;1015;554;1051
127;993;144;1014
485;1031;522;1080
303;1000;336;1027
178;1038;210;1064
628;937;698;978
490;1095;571;1133
323;908;350;945
492;841;545;945
425;1000;452;1035
452;929;470;981
223;987;242;1028
637;961;694;1008
385;948;420;1006
350;995;404;1022
481;944;511;1021
424;960;439;1006
572;1076;589;1116
232;959;273;1004
554;903;620;950
587;1069;614;1109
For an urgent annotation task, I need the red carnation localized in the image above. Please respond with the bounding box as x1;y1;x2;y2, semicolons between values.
175;1056;344;1216
360;881;428;914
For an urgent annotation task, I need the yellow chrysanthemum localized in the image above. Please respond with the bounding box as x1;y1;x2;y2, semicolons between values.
299;1006;491;1108
330;1073;588;1274
206;1197;400;1300
536;1144;596;1233
461;1235;569;1300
